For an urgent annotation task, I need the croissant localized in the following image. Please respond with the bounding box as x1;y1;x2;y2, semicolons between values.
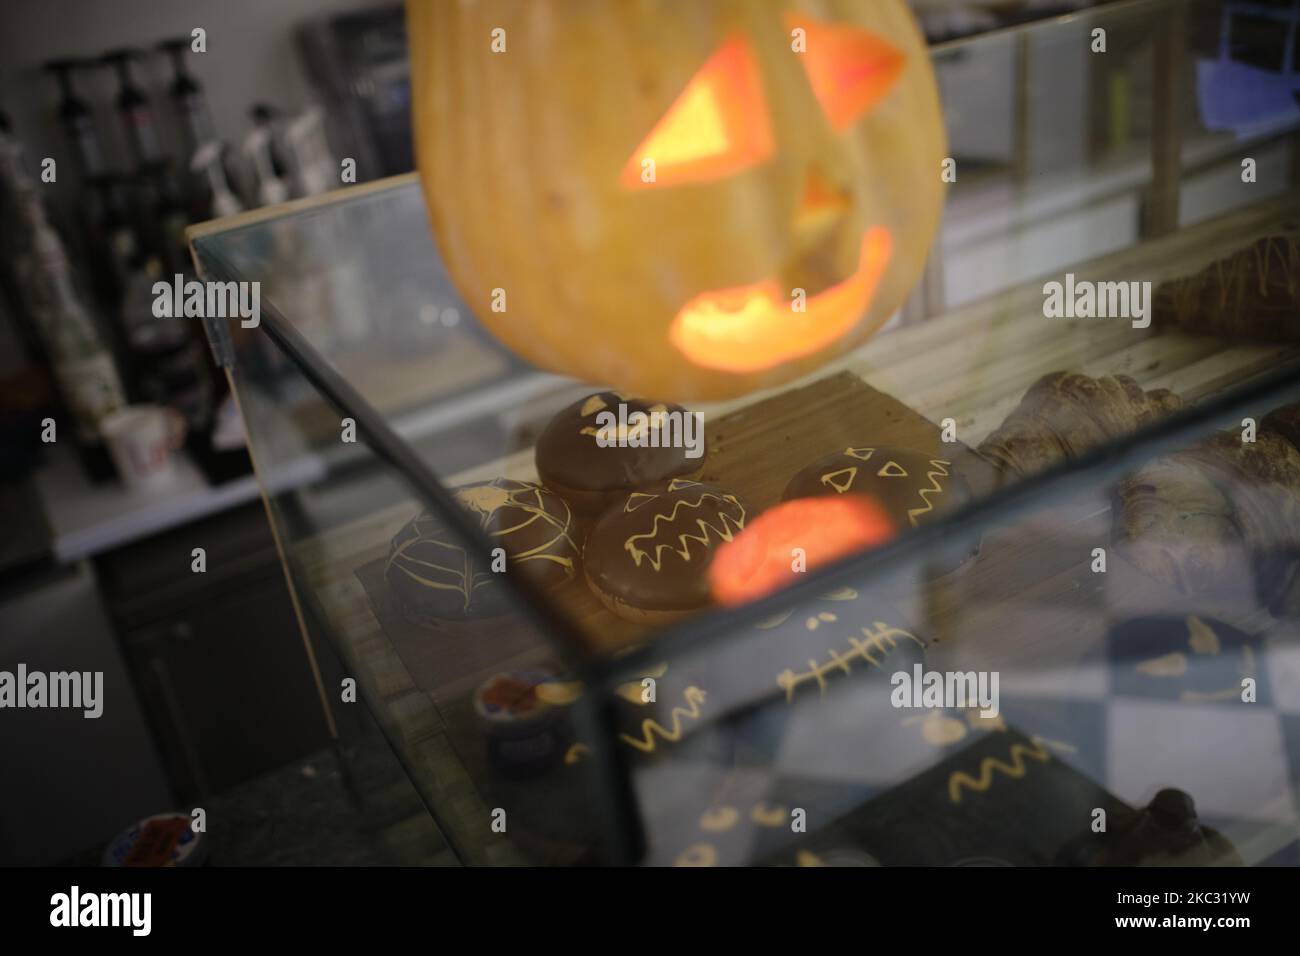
1112;453;1239;595
976;371;1182;479
1114;408;1300;616
1151;227;1300;341
1263;402;1300;451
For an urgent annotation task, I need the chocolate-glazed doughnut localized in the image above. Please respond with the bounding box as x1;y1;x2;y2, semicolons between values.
385;478;580;624
535;391;704;514
783;446;977;571
584;479;746;623
783;446;972;532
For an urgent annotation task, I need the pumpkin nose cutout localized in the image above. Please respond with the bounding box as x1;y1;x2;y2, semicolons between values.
788;168;853;294
794;168;850;243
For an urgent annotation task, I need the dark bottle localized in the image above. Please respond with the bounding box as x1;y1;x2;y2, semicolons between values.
89;174;142;306
191;141;243;219
112;167;215;436
43;58;130;313
158;38;215;161
102;48;164;169
118;254;213;435
158;37;236;223
244;103;292;206
100;48;192;272
136;162;192;276
43;58;108;180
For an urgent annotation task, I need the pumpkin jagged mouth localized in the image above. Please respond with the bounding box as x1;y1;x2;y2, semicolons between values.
669;227;893;374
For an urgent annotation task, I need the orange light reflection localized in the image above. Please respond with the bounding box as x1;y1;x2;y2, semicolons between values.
709;497;895;607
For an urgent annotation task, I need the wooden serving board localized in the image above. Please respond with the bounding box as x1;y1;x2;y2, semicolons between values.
350;369;997;671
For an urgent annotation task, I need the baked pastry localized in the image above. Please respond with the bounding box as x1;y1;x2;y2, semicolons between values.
1085;789;1242;867
474;668;563;775
385;478;580;623
473;668;558;735
1152;226;1300;341
783;446;972;532
1112;453;1239;594
535;391;703;514
584;478;746;624
1263;401;1300;451
1113;408;1300;616
977;371;1182;479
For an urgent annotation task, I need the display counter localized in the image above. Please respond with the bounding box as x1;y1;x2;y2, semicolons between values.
190;0;1300;866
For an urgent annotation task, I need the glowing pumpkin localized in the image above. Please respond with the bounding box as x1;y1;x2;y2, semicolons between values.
409;0;946;401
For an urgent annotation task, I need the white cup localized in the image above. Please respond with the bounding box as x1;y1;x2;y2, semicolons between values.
101;404;186;491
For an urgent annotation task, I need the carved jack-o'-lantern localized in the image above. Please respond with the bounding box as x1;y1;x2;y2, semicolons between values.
409;0;946;400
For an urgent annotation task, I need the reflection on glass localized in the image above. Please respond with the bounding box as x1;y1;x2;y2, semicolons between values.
192;0;1300;866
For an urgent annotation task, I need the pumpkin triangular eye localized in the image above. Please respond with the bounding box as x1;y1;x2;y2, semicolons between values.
787;13;904;132
625;492;659;512
821;466;857;493
621;34;773;188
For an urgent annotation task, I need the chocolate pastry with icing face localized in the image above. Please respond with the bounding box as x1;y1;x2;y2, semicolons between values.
584;479;746;624
535;391;703;515
783;446;977;572
385;478;580;624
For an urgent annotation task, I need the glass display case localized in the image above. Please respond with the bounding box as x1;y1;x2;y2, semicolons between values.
189;0;1300;866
